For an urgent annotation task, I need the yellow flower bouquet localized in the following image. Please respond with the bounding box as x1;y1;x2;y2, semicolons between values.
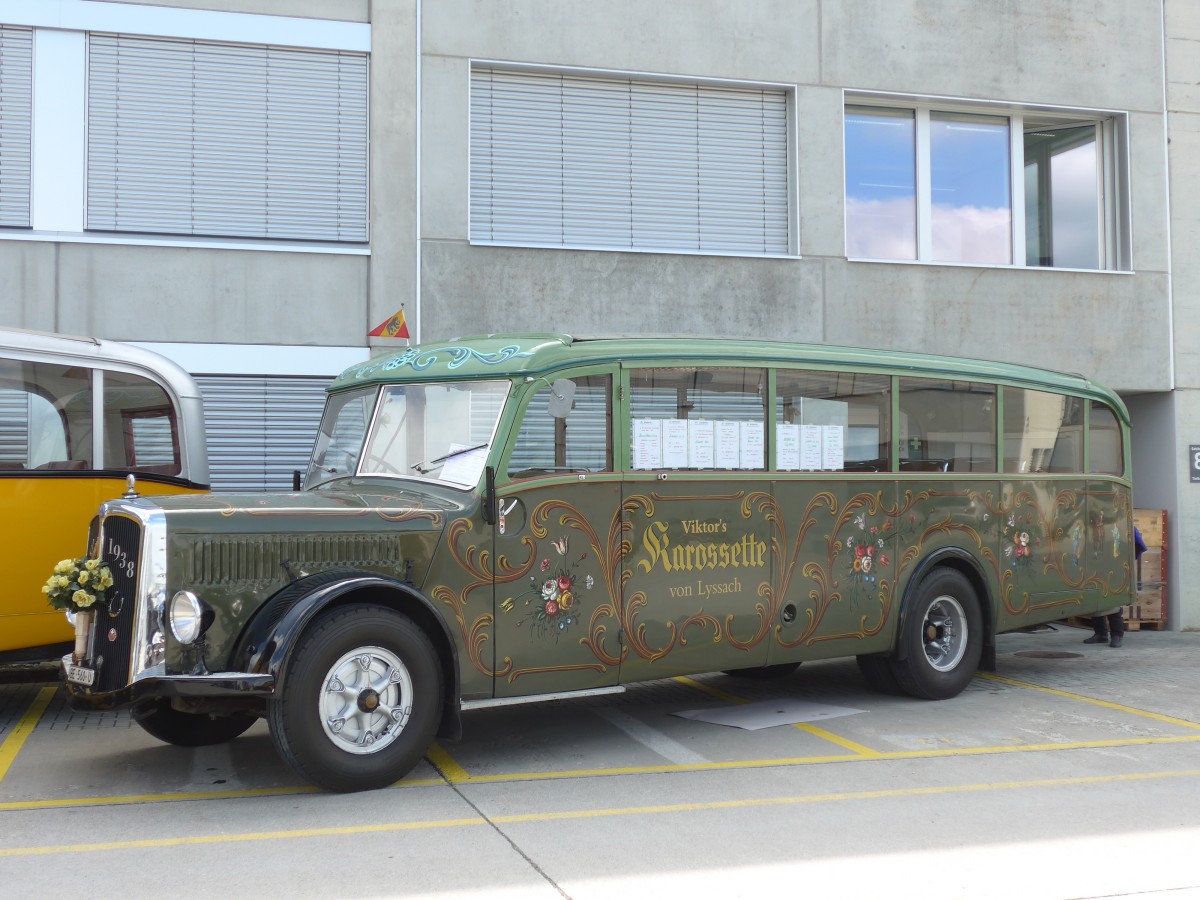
43;557;115;614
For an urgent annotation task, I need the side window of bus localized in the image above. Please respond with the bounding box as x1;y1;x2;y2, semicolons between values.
897;378;997;473
1003;388;1083;474
0;359;91;470
1088;400;1124;476
775;370;890;472
508;374;612;477
629;367;766;470
103;370;181;476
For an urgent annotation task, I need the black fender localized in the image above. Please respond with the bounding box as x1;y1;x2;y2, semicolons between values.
237;571;463;740
894;547;996;671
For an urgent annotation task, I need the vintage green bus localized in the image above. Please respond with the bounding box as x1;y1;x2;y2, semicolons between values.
63;334;1134;791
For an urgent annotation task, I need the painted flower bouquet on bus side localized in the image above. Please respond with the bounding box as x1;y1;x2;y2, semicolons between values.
42;557;115;614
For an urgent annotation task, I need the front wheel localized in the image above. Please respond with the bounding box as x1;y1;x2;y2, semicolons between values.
267;605;443;793
133;699;257;747
891;568;982;700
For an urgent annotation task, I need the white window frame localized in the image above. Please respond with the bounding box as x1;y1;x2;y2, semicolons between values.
470;61;798;259
844;90;1132;273
0;0;371;254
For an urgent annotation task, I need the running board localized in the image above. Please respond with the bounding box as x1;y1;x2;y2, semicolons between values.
461;685;626;711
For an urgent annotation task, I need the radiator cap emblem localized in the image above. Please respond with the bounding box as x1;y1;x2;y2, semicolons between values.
108;628;118;642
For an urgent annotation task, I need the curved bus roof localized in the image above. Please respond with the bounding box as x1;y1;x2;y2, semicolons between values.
0;327;210;483
0;327;205;403
334;333;1129;422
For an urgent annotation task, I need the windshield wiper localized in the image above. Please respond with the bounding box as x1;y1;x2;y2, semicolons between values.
411;443;489;475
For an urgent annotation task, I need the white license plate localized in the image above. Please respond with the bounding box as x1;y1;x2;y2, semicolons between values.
67;664;95;686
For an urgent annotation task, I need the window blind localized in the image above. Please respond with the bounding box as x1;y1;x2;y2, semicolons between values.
0;25;33;228
87;34;368;242
471;67;789;255
195;375;330;492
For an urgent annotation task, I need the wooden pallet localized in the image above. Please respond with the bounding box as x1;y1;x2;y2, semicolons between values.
1125;618;1166;632
1063;615;1165;632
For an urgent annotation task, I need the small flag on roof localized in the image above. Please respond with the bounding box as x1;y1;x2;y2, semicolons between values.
368;308;410;339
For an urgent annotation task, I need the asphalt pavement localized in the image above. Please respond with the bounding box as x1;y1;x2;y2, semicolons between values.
2;622;1199;899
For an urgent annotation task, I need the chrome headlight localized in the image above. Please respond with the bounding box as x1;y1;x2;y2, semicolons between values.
169;591;205;644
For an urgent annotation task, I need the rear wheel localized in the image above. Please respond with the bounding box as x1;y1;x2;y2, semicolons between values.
133;700;257;747
267;604;443;793
891;568;982;700
721;662;800;680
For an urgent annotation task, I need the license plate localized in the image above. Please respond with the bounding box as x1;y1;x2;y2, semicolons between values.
67;664;95;686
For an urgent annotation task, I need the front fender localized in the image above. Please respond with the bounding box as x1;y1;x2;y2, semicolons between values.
240;572;462;718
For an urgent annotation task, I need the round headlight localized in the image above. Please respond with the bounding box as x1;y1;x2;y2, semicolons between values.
169;591;204;644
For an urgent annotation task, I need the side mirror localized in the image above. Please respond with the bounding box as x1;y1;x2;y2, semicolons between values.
546;379;576;419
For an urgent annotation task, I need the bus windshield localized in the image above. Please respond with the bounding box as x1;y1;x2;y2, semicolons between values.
305;379;511;489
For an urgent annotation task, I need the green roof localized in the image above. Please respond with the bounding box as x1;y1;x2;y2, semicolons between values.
333;333;1128;421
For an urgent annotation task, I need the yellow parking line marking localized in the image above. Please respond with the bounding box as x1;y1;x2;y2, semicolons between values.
426;742;471;782
4;731;1199;809
5;766;1200;858
978;673;1200;730
792;722;883;757
674;675;881;757
6;673;1195;809
0;776;445;812
0;687;56;784
673;676;744;704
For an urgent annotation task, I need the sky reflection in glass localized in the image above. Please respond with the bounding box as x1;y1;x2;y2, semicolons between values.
844;108;916;259
930;113;1011;265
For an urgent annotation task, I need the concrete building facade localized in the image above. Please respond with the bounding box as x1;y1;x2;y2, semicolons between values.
0;1;1196;624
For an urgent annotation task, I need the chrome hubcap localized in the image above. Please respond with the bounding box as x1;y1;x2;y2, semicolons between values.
922;595;967;672
319;646;413;755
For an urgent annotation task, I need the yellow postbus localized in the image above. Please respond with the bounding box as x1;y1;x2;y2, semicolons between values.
0;328;208;663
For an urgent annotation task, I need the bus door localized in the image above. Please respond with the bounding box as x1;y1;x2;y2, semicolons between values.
618;364;774;682
491;367;622;698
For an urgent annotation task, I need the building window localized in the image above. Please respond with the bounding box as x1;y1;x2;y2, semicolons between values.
86;34;368;242
0;25;33;229
845;97;1129;271
471;66;791;256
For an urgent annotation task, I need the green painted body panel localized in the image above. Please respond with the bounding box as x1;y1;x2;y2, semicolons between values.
140;334;1133;703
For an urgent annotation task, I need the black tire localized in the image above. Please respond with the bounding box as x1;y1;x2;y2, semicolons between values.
267;604;443;793
855;653;903;695
133;699;257;747
721;662;801;680
892;568;983;700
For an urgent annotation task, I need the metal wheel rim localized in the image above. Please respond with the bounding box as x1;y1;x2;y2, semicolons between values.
319;645;414;755
923;595;968;672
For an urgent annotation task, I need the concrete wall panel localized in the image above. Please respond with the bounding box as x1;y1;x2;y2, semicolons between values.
796;86;847;259
1168;114;1200;389
822;0;1164;110
421;55;469;242
53;245;368;345
0;243;59;331
823;261;1170;392
423;0;820;85
420;244;824;344
369;0;420;339
1129;111;1171;275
